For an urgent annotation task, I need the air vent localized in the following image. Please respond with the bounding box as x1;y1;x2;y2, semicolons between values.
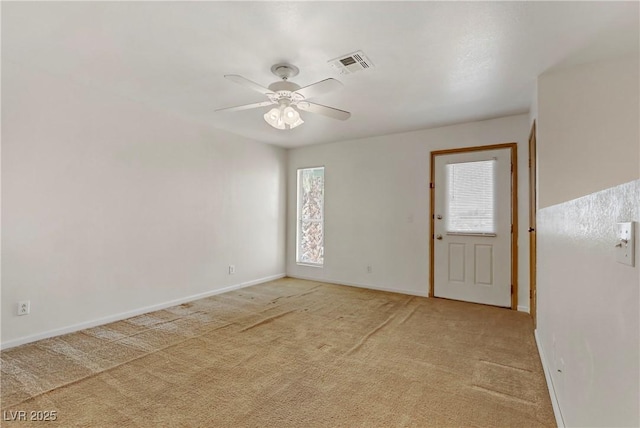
328;50;374;75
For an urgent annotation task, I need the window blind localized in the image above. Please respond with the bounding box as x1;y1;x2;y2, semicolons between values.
445;160;496;234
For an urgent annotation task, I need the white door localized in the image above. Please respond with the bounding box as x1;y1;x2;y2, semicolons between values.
433;148;512;307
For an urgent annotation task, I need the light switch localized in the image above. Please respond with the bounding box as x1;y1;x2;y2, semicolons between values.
615;222;635;267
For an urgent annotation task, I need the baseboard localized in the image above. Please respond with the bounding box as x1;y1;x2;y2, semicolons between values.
287;274;429;297
534;329;565;428
0;273;286;350
517;305;530;313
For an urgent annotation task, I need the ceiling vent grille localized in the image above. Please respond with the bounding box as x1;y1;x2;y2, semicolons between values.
328;50;374;75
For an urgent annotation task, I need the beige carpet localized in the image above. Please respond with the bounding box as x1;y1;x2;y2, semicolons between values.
0;278;555;427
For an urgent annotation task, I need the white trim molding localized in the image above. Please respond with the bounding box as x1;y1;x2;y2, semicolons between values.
1;273;286;350
535;329;565;428
517;305;530;313
287;274;429;297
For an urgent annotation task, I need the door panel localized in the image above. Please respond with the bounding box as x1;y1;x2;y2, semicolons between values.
448;243;465;282
475;244;493;285
433;148;512;307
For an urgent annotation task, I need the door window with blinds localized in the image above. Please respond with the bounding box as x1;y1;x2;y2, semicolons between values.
445;159;496;235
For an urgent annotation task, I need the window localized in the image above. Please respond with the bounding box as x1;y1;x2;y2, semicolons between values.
445;159;496;234
297;167;324;266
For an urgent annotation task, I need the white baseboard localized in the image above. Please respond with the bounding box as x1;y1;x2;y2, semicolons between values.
287;274;429;297
534;329;565;428
0;273;285;350
517;305;530;313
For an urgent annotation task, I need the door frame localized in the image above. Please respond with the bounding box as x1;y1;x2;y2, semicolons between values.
528;122;537;326
429;142;518;310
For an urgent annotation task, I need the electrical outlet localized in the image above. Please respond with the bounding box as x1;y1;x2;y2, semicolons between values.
228;265;236;275
616;222;635;266
18;300;30;316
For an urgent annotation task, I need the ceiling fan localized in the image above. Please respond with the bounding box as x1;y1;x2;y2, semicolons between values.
216;63;351;130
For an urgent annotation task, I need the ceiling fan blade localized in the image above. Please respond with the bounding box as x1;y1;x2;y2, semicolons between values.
297;101;351;121
295;78;343;99
216;100;275;112
224;75;273;95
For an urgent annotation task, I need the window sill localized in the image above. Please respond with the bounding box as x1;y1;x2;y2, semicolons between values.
296;263;324;268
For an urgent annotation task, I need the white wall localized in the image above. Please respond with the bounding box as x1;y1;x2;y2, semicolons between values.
537;181;639;427
535;55;640;427
287;114;531;310
1;61;287;347
538;56;640;209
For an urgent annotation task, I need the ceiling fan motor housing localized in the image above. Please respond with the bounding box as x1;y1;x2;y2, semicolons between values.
267;81;304;104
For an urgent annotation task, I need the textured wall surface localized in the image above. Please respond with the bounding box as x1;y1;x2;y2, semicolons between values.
537;180;639;427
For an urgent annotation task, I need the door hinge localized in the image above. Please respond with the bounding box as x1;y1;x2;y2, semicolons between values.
511;163;514;173
429;182;435;189
511;285;514;295
511;224;513;233
530;289;533;299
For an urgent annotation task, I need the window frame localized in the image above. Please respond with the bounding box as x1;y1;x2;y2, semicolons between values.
296;166;325;267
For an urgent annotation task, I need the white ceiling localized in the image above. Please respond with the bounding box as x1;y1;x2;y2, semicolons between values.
3;2;639;148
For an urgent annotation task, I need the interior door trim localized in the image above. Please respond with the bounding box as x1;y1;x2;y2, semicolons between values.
528;121;537;326
429;142;518;310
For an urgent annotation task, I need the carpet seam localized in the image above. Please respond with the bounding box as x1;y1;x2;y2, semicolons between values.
345;314;396;355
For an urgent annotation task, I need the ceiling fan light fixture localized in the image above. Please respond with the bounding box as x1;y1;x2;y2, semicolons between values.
220;63;350;130
288;115;304;129
283;106;300;124
264;107;286;129
264;104;304;130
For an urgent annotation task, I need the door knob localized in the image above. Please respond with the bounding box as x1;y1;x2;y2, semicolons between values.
436;215;442;220
436;234;443;240
528;228;535;232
